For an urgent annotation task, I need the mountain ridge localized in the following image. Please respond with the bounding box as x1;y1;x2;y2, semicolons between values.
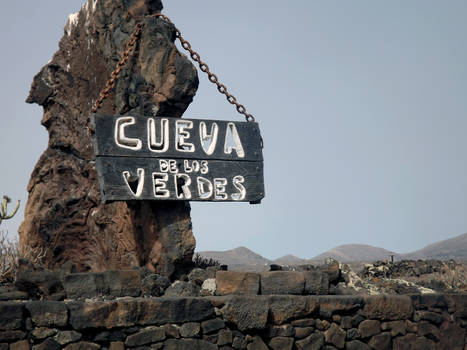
405;232;467;260
310;244;403;263
197;232;467;268
197;246;271;270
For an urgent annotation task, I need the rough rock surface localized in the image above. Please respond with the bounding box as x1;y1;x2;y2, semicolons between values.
19;0;198;278
0;294;466;349
215;271;260;296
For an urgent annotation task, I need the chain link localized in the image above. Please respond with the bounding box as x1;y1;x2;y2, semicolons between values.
91;22;144;114
152;14;255;123
92;14;255;123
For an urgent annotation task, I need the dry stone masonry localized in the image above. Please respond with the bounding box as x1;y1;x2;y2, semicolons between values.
0;293;465;349
0;263;466;349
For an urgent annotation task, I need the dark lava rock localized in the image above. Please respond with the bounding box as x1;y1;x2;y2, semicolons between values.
294;327;314;339
26;301;68;327
201;318;225;334
247;336;268;350
295;332;324;350
63;342;100;350
318;296;363;319
125;326;166;347
303;271;329;295
221;296;269;331
217;329;233;346
0;291;29;301
392;334;437;350
320;261;341;284
64;270;141;299
0;330;26;342
0;302;24;330
260;271;305;295
438;320;465;350
54;330;82;345
346;328;360;341
163;338;217;350
358;320;380;338
0;284;17;294
69;298;214;330
381;320;406;337
368;332;391;350
15;270;64;300
269;296;317;325
268;336;293;350
345;340;371;350
31;327;58;340
19;0;197;280
266;325;294;338
180;322;200;338
215;272;260;296
232;336;247;350
415;311;443;325
164;281;200;297
141;274;170;297
34;338;61;350
363;295;413;320
189;269;214;286
164;324;180;339
324;323;346;348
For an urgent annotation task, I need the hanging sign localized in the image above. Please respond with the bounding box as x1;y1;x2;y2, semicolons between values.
91;114;264;204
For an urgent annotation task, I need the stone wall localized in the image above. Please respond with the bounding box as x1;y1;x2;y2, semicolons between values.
2;268;332;301
0;293;465;349
1;266;466;349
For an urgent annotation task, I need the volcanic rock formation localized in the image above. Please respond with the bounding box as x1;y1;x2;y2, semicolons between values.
20;0;198;279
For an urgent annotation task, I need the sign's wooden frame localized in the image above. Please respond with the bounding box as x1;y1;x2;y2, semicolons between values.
91;114;265;204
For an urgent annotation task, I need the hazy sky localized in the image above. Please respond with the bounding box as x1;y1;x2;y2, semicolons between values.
1;1;467;260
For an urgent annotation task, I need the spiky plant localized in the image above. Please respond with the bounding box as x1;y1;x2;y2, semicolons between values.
0;230;19;282
193;253;221;269
0;195;20;226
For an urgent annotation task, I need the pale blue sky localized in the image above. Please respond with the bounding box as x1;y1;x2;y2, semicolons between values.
1;1;467;259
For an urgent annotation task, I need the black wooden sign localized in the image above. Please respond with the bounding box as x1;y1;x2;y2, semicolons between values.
91;114;264;204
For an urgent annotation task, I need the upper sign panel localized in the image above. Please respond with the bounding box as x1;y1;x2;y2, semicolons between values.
91;114;263;162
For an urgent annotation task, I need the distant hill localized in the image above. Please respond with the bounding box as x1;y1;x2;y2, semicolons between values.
274;254;309;265
197;246;271;271
196;233;467;271
310;244;403;263
405;232;467;260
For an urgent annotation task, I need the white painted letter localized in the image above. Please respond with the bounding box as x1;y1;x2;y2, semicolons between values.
214;178;228;200
148;118;169;153
153;172;170;198
159;160;169;172
200;122;219;155
184;160;193;173
175;120;195;152
224;123;245;158
232;175;246;201
175;174;192;199
197;177;213;199
169;160;179;174
122;168;145;197
115;116;142;150
200;161;209;174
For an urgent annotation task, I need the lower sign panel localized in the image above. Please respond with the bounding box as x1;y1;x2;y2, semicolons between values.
96;157;265;203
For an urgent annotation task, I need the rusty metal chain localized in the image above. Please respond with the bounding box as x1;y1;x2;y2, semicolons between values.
152;14;255;123
91;22;144;114
92;14;256;123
